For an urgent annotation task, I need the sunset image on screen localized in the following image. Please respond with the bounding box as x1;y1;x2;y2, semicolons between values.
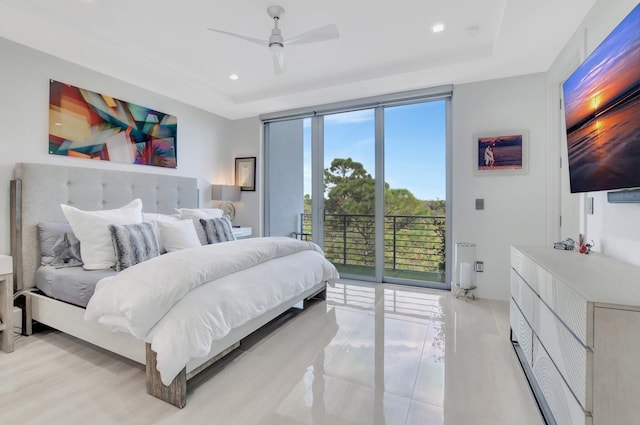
562;4;640;193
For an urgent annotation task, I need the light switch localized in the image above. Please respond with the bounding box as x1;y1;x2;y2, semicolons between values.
475;199;484;210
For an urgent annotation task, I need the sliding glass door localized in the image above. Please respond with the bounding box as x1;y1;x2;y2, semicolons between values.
323;109;377;278
264;118;308;238
265;94;450;289
383;101;447;285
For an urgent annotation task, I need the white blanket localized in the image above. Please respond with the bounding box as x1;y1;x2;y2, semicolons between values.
85;237;339;385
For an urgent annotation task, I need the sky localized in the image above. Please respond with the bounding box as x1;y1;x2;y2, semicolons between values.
303;99;446;201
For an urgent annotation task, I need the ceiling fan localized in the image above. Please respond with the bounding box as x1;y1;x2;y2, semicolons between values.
207;5;339;74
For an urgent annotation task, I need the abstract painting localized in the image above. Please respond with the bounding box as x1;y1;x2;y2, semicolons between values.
49;80;177;168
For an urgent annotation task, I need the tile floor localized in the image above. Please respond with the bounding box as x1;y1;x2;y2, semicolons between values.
0;280;544;424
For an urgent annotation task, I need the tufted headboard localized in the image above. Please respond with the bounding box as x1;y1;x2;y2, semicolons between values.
10;162;198;291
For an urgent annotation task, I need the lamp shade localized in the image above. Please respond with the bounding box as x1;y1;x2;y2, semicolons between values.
211;184;241;202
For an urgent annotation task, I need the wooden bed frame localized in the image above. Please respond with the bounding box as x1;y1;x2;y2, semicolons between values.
10;162;327;408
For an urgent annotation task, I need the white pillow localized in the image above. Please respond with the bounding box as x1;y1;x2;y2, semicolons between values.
176;208;225;245
61;199;143;270
142;212;182;223
142;213;182;253
157;219;202;252
175;208;224;219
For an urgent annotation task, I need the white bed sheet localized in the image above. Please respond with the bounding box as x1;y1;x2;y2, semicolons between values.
85;237;339;385
150;249;336;384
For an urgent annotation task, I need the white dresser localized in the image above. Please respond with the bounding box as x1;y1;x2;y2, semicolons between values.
510;245;640;425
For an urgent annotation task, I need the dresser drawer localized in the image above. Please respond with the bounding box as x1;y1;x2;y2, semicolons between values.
511;246;524;278
512;247;589;346
532;337;591;425
510;269;535;325
533;296;591;410
511;247;537;290
510;299;533;366
545;276;589;347
512;247;552;296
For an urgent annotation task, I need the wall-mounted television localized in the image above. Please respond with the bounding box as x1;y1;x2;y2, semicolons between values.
562;3;640;193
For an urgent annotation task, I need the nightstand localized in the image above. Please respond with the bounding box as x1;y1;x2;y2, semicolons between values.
0;255;13;353
232;227;252;239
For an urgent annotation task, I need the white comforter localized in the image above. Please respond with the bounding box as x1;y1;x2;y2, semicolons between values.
85;237;339;384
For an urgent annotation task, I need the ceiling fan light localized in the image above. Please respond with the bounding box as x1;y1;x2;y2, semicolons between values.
269;43;284;54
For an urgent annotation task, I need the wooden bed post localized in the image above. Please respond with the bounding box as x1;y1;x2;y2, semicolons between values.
146;344;187;408
10;179;22;293
10;179;32;336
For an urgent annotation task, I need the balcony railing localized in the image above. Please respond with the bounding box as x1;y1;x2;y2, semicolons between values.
298;213;446;281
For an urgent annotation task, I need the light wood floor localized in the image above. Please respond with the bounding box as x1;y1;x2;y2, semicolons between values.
0;280;543;425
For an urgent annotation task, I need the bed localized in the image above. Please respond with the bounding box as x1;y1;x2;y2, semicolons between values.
10;162;338;408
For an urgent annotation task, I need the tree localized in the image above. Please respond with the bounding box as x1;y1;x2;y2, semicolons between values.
421;199;445;216
324;158;375;215
324;157;427;217
303;193;311;214
321;158;446;275
324;158;376;261
385;188;424;217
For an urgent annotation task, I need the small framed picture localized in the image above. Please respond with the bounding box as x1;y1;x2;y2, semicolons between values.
235;156;256;191
473;130;528;175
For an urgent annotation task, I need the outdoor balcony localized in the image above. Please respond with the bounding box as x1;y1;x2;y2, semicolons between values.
297;213;446;283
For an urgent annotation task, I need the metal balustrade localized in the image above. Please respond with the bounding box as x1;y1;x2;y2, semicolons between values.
298;213;446;280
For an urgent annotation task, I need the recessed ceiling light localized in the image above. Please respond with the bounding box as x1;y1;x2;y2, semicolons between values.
432;23;445;33
229;74;239;81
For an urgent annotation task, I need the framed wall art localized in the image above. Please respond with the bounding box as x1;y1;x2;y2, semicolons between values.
48;80;178;168
235;156;256;191
473;130;528;175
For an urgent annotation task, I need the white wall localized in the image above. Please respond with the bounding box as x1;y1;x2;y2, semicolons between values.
0;36;233;256
547;0;640;266
452;73;550;300
221;117;262;234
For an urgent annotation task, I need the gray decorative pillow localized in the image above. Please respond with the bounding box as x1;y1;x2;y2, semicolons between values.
200;217;236;244
108;222;160;271
38;222;82;267
51;232;83;268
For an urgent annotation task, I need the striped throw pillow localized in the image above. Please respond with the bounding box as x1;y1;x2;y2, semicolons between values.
200;217;236;244
108;222;160;271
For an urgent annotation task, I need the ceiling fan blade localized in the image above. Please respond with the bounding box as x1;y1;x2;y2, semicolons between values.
285;24;339;46
272;50;286;74
207;28;268;47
